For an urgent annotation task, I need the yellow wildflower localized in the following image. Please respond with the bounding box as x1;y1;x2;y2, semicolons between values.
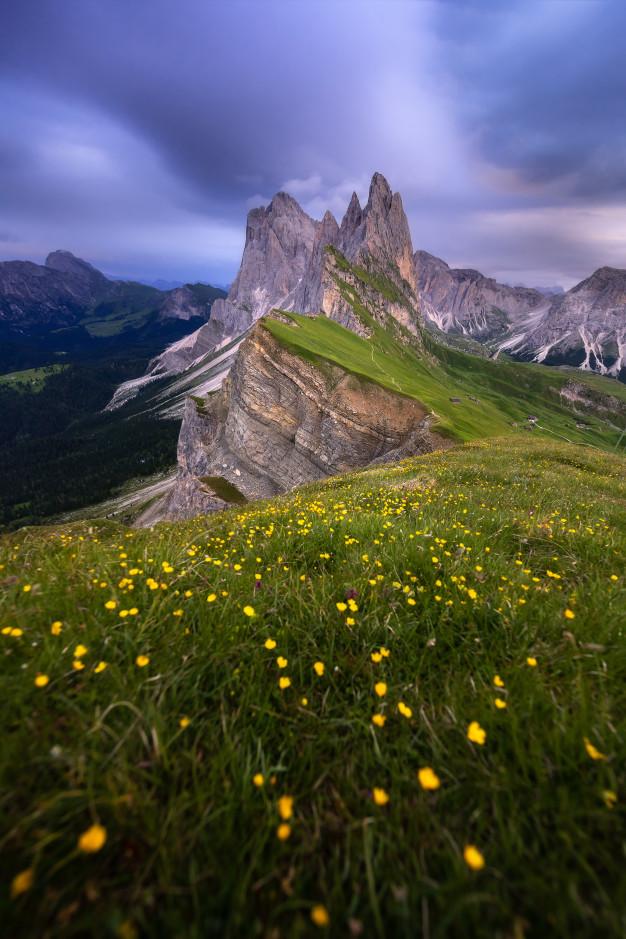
373;787;389;805
252;773;264;787
276;656;288;669
526;656;537;667
397;701;413;719
418;767;441;790
564;608;575;620
135;655;150;668
374;682;387;697
494;698;507;709
278;795;294;820
584;737;607;761
372;714;386;727
493;675;504;688
243;605;256;617
463;844;485;870
78;824;107;853
179;716;190;729
264;638;277;650
276;823;291;840
603;790;617;809
313;661;325;676
50;621;62;636
467;721;486;745
34;674;49;688
74;644;88;658
279;676;291;690
11;868;33;898
311;905;330;927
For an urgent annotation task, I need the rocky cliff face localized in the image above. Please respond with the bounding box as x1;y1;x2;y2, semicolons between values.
414;251;626;380
497;266;626;378
157;284;213;322
118;172;422;408
414;250;546;340
150;192;320;376
151;321;445;523
290;172;420;337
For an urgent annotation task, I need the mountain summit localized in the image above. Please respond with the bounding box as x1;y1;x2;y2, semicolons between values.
44;249;109;283
121;172;421;392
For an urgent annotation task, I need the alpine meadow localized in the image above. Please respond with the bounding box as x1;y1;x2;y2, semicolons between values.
1;2;626;937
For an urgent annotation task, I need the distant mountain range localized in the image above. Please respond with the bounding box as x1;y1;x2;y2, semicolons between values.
415;251;626;376
3;176;626;529
92;172;625;525
0;250;226;373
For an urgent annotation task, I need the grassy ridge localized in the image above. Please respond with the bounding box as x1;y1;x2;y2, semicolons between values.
264;312;626;450
1;437;625;936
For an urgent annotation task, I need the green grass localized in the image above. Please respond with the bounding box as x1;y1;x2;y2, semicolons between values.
0;364;69;391
264;312;626;451
1;437;625;937
80;307;156;338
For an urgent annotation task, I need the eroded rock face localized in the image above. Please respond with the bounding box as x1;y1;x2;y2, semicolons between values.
498;266;626;378
151;192;320;375
145;172;422;379
289;172;421;337
414;250;546;339
157;323;445;521
157;285;211;322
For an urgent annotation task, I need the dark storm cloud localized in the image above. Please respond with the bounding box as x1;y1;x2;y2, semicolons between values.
0;0;624;284
431;0;626;199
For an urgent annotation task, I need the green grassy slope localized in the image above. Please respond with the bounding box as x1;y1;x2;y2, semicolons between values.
0;364;69;390
1;437;625;937
265;311;626;451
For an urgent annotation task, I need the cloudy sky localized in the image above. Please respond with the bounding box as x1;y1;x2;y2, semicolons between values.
1;0;624;288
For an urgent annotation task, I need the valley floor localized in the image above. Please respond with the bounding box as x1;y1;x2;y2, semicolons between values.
1;437;625;937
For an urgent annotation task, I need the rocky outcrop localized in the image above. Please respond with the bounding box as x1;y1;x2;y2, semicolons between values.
157;284;215;322
116;172;423;408
150;192;320;376
291;173;420;336
155;321;445;522
557;378;626;419
498;266;626;378
414;250;546;340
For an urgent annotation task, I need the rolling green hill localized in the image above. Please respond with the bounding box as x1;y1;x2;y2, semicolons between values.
1;436;625;936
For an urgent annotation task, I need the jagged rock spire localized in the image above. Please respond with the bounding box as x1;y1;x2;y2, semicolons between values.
340;192;362;237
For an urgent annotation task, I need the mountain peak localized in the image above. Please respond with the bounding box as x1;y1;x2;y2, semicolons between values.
45;250;107;281
367;172;393;210
336;172;415;290
340;192;362;236
267;191;308;216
